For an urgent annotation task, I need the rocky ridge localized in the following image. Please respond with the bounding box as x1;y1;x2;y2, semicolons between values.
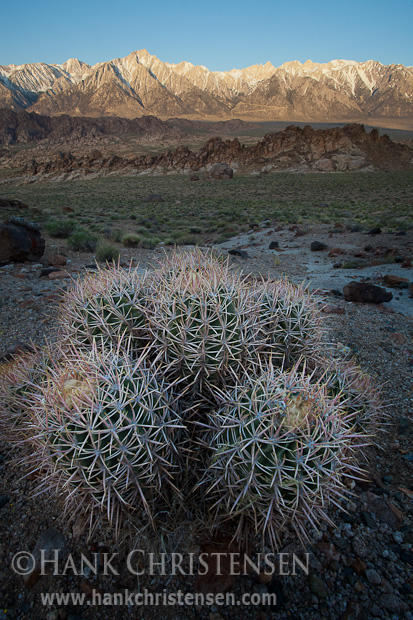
0;108;185;145
20;124;413;180
1;50;412;126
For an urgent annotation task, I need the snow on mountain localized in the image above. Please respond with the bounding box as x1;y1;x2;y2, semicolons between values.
0;51;411;125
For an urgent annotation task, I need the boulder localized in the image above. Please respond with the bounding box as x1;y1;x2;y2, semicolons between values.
343;281;393;304
0;217;45;263
311;241;328;251
89;149;103;161
210;163;233;180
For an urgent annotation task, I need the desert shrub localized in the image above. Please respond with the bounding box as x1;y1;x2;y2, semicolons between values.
45;220;76;238
67;229;99;252
122;233;142;248
140;236;160;249
95;244;121;263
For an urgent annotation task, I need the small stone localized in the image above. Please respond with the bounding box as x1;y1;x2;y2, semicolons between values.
363;492;402;530
342;513;357;524
383;274;409;288
228;249;248;259
367;227;381;235
269;241;279;250
365;569;381;584
48;270;69;280
341;599;362;620
379;594;409;613
316;542;340;562
328;247;343;257
361;511;377;529
308;573;328;598
343;281;392;304
0;494;10;508
48;254;67;267
311;241;328;251
40;267;61;278
351;558;367;575
24;528;66;589
294;227;308;237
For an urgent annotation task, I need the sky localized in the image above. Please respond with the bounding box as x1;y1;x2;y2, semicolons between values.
1;0;412;70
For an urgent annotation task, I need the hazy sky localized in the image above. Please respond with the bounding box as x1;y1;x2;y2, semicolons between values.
1;0;412;69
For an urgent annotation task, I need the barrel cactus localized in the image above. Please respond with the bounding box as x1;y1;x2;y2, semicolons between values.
318;357;383;435
4;341;182;535
148;252;257;390
0;248;381;547
252;278;324;369
60;264;150;351
202;365;367;546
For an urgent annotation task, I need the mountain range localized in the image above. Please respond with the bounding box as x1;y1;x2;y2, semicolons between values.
0;50;412;127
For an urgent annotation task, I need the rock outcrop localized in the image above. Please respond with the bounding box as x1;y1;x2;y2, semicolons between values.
22;124;413;179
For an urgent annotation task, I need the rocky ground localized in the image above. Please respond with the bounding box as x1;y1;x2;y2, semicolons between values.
0;225;412;620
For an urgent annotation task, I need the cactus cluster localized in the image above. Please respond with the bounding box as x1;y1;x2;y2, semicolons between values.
0;248;381;547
